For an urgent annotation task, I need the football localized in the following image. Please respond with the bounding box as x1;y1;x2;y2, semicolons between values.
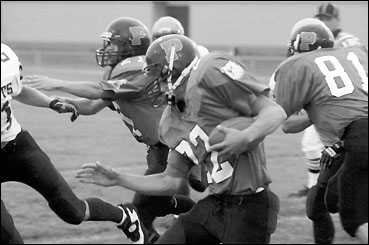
208;117;265;152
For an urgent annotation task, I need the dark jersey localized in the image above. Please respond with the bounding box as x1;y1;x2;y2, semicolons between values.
273;45;368;145
160;51;271;195
100;55;166;146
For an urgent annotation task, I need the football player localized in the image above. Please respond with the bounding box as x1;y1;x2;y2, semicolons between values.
76;34;286;243
22;17;195;244
271;18;367;244
151;16;209;58
1;43;143;244
279;3;364;199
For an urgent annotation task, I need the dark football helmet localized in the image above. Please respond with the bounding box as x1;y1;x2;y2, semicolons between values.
151;16;185;41
96;17;151;67
288;18;334;57
143;34;199;106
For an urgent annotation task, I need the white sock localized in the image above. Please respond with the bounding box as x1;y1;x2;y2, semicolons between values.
116;205;127;226
83;200;90;221
307;171;319;188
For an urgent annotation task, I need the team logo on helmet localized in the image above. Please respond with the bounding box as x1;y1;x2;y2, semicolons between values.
129;26;147;45
220;61;244;80
160;38;183;63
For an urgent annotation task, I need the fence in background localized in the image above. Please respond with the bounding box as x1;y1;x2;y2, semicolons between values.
11;42;286;79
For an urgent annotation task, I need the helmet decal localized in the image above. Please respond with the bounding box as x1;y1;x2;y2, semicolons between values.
129;26;146;45
299;32;317;51
160;38;183;63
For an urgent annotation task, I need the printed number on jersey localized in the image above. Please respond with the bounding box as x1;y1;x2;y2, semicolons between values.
315;52;368;97
175;125;233;184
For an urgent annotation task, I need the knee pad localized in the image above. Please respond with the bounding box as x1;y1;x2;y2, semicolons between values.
48;195;85;225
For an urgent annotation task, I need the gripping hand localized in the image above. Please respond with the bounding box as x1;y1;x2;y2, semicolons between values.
320;141;344;170
49;99;79;122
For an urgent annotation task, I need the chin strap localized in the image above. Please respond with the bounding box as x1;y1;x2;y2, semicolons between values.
165;47;199;106
166;47;176;106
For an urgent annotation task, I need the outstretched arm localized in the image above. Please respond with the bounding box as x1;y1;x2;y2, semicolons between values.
76;151;190;196
56;96;112;115
14;86;78;120
23;75;114;100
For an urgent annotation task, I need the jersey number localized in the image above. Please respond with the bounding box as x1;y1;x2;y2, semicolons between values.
175;125;233;184
315;52;368;97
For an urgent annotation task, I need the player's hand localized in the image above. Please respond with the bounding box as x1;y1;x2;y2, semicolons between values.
208;125;248;158
320;141;344;170
76;161;120;187
22;75;57;91
49;99;79;122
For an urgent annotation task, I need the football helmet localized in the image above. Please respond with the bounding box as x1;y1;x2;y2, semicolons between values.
96;17;151;67
143;34;199;107
151;16;185;41
288;18;334;56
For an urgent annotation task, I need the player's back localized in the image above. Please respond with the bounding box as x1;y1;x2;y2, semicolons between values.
274;45;368;144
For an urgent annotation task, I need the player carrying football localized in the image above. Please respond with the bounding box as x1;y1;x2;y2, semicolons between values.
76;34;286;243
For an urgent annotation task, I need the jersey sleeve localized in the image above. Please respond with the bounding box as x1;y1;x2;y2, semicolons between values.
273;58;313;117
164;149;193;178
99;56;147;101
202;56;269;116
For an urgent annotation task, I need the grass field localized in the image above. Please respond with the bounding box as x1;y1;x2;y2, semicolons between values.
1;66;359;244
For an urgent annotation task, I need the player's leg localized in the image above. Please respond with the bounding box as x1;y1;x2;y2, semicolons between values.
4;130;147;242
324;154;345;214
306;183;335;243
339;119;368;243
222;189;273;243
1;199;24;244
291;126;324;197
157;196;220;244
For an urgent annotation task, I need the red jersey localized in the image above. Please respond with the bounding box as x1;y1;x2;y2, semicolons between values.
274;45;368;145
160;51;271;195
100;55;166;145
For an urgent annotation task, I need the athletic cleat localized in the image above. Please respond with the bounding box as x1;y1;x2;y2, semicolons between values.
288;186;310;197
117;203;148;244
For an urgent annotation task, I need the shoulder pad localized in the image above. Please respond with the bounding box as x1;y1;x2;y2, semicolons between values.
110;55;146;78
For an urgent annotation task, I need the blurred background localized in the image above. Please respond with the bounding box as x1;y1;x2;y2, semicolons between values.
1;1;368;79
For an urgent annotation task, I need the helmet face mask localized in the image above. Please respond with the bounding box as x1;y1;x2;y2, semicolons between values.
96;17;151;67
288;18;334;57
143;63;171;107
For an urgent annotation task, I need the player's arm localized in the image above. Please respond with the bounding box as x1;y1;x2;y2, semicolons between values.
56;97;112;115
14;86;78;120
76;150;189;196
282;110;312;134
22;75;114;100
209;94;287;156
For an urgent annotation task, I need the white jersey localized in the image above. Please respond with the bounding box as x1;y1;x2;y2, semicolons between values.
1;43;22;143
